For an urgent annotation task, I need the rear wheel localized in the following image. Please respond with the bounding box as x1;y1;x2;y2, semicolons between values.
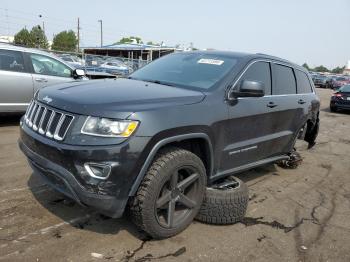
330;105;337;112
129;147;206;239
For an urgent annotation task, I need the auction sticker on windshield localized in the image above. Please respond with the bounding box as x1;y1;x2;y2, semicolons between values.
197;58;224;65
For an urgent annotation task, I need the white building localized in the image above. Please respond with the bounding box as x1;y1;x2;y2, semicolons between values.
343;60;350;75
0;35;14;43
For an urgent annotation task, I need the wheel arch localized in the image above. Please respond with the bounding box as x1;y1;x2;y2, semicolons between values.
128;133;214;196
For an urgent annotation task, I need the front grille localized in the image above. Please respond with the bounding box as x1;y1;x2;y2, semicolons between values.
24;100;74;141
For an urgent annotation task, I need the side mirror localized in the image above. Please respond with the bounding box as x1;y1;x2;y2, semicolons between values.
73;68;85;79
229;80;265;99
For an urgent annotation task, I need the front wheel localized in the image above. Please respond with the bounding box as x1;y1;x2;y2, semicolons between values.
129;147;206;239
330;105;337;112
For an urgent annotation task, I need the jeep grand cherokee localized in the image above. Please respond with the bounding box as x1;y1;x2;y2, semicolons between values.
19;51;320;239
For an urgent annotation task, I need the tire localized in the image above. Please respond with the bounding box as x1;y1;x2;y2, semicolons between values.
128;147;206;239
330;105;337;112
196;176;249;225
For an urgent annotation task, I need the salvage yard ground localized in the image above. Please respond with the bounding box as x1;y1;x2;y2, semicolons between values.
1;88;350;262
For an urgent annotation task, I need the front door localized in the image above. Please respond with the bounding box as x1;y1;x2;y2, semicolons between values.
26;53;74;93
221;61;274;171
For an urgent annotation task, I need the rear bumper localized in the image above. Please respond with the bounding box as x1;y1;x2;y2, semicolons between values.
330;100;350;110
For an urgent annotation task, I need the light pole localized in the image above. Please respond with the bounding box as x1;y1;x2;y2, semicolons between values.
98;20;103;47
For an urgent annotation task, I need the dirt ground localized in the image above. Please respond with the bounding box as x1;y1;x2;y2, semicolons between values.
0;88;350;262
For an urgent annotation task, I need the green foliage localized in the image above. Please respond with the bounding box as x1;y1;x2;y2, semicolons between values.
302;63;310;71
116;36;143;44
147;41;158;45
14;28;33;47
313;65;329;72
331;66;345;74
13;26;49;49
51;30;78;52
29;25;49;49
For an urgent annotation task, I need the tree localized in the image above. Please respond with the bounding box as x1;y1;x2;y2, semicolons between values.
29;25;49;49
116;36;143;44
14;28;33;47
302;63;310;71
147;41;158;45
313;65;329;72
331;66;345;74
51;30;78;52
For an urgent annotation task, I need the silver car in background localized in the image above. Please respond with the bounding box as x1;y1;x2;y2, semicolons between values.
0;44;85;113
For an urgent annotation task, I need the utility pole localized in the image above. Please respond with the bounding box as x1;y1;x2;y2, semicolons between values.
98;19;103;47
77;17;80;52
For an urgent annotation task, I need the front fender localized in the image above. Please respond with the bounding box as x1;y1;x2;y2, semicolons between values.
128;132;214;196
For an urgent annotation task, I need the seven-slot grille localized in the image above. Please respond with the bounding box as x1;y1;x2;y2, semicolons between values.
24;100;74;141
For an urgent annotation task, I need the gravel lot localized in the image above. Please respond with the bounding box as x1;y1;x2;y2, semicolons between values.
1;88;350;262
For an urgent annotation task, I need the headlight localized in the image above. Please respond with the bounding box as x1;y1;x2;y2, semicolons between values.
81;117;139;137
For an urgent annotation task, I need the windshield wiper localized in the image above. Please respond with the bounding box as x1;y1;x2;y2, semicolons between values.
128;77;177;87
142;79;176;87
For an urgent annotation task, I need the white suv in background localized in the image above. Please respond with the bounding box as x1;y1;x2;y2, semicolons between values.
0;44;85;113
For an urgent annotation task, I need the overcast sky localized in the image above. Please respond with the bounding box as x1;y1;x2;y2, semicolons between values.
1;0;349;68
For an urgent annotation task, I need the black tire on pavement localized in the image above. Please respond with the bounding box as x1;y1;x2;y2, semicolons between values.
330;105;337;112
196;176;249;225
128;147;207;239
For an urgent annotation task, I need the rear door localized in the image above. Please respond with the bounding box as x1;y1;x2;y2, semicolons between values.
26;53;74;92
269;63;303;154
0;49;33;112
223;61;273;170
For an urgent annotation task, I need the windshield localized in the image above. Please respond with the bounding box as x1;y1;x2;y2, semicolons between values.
340;85;350;92
130;53;239;90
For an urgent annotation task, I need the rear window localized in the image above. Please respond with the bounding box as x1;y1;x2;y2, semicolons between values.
0;49;25;72
130;53;239;90
273;64;296;95
296;70;313;94
340;85;350;92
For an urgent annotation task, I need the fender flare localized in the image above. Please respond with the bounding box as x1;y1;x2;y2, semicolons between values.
128;133;214;196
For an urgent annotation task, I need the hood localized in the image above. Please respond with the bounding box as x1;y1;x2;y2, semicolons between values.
36;78;205;119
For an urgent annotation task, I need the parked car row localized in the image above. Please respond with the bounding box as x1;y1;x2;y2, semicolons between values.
56;53;139;77
310;72;350;90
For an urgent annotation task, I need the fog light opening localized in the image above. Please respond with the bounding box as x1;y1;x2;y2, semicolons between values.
84;163;112;180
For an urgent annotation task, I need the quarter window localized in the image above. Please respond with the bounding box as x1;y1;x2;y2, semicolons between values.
296;70;313;94
239;61;271;95
0;49;25;72
273;64;296;95
30;54;72;78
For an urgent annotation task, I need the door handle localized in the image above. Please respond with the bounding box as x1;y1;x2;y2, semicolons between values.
298;99;306;104
35;78;48;83
267;102;278;108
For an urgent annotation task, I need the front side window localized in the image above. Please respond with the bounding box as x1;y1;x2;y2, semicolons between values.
30;54;72;78
130;53;239;90
0;49;25;72
296;70;313;94
238;61;271;95
273;64;296;95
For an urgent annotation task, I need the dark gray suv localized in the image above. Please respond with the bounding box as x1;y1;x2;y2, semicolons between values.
19;51;320;239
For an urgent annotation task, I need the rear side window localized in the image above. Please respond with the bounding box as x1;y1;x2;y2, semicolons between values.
273;64;296;95
239;61;271;95
0;49;25;72
296;70;313;94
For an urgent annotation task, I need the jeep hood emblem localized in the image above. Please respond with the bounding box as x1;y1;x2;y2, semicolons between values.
42;96;53;104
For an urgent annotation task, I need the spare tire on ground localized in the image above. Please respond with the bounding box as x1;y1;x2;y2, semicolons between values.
196;176;249;225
